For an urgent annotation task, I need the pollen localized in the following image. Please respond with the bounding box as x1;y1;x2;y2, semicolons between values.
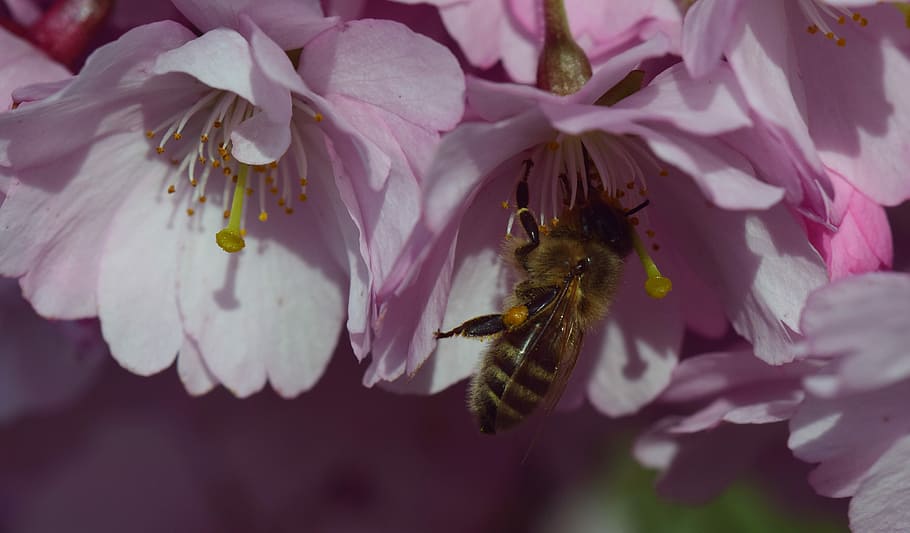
167;185;176;194
314;113;324;122
503;305;529;329
298;193;308;202
501;200;510;210
798;1;866;47
186;208;195;216
259;211;268;222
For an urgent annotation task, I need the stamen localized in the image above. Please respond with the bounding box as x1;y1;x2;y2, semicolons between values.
631;227;672;299
798;0;866;46
216;164;250;253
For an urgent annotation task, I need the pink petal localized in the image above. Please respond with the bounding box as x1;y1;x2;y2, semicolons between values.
795;4;910;206
437;0;508;70
789;385;909;498
300;19;465;131
586;261;684;416
797;273;910;396
681;0;744;77
648;168;827;364
176;336;218;395
97;165;182;376
171;0;334;50
0;28;70;112
726;0;829;212
850;435;910;533
176;167;346;398
153;28;291;127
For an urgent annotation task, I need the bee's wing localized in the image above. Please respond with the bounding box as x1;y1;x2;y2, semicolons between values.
536;277;584;419
495;277;584;432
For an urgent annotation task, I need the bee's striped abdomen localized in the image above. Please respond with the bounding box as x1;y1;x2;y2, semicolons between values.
468;333;557;434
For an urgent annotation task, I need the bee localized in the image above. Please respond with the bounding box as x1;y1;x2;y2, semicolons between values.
435;160;651;434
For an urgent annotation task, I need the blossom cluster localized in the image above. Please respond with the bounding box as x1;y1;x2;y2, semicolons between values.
1;0;908;530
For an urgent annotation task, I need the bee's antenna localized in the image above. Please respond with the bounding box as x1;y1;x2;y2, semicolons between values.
624;199;650;217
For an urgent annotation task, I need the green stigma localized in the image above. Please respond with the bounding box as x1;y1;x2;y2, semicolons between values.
215;163;249;253
631;227;672;299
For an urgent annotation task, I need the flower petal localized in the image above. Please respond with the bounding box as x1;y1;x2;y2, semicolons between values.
648;169;827;364
176;336;218;395
586;261;684;416
98;160;182;376
681;0;745;77
797;273;910;396
300;19;465;131
0;28;70;112
849;435;910;533
176;165;346;398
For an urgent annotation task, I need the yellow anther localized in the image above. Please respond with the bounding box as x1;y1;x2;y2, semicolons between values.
215;228;245;252
200;134;208;143
825;31;835;39
645;276;672;299
198;156;206;164
659;169;668;176
645;229;656;238
860;17;868;27
285;207;294;215
547;140;560;151
223;167;232;176
837;38;846;47
852;13;861;21
245;187;253;196
173;132;182;140
156;146;165;154
277;197;286;207
501;201;510;209
253;165;266;173
240;228;247;237
269;161;278;169
259;211;268;222
167;185;176;194
213;120;222;128
807;24;819;34
629;216;640;226
212;160;221;169
626;182;635;189
223;209;231;219
186;208;195;216
190;179;198;187
299;177;308;186
216;164;250;253
550;217;559;226
265;176;275;185
838;16;846;24
631;227;672;300
145;130;155;138
270;187;279;194
198;195;207;203
298;193;308;202
503;305;529;329
314;113;324;122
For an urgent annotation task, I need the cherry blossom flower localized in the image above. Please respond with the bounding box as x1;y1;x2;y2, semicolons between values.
0;0;464;398
681;0;910;216
389;0;682;83
369;31;827;424
788;272;910;532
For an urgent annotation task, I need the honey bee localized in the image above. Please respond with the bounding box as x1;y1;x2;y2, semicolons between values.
435;160;651;434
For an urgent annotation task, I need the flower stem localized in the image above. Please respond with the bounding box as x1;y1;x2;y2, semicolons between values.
536;0;592;95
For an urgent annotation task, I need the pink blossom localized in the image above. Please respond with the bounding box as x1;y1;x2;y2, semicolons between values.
0;1;464;397
682;0;910;214
369;36;827;422
788;272;910;532
388;0;682;83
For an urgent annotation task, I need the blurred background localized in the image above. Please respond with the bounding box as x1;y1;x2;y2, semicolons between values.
0;334;851;533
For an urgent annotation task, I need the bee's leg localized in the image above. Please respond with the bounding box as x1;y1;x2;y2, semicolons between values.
435;314;505;339
514;160;541;265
